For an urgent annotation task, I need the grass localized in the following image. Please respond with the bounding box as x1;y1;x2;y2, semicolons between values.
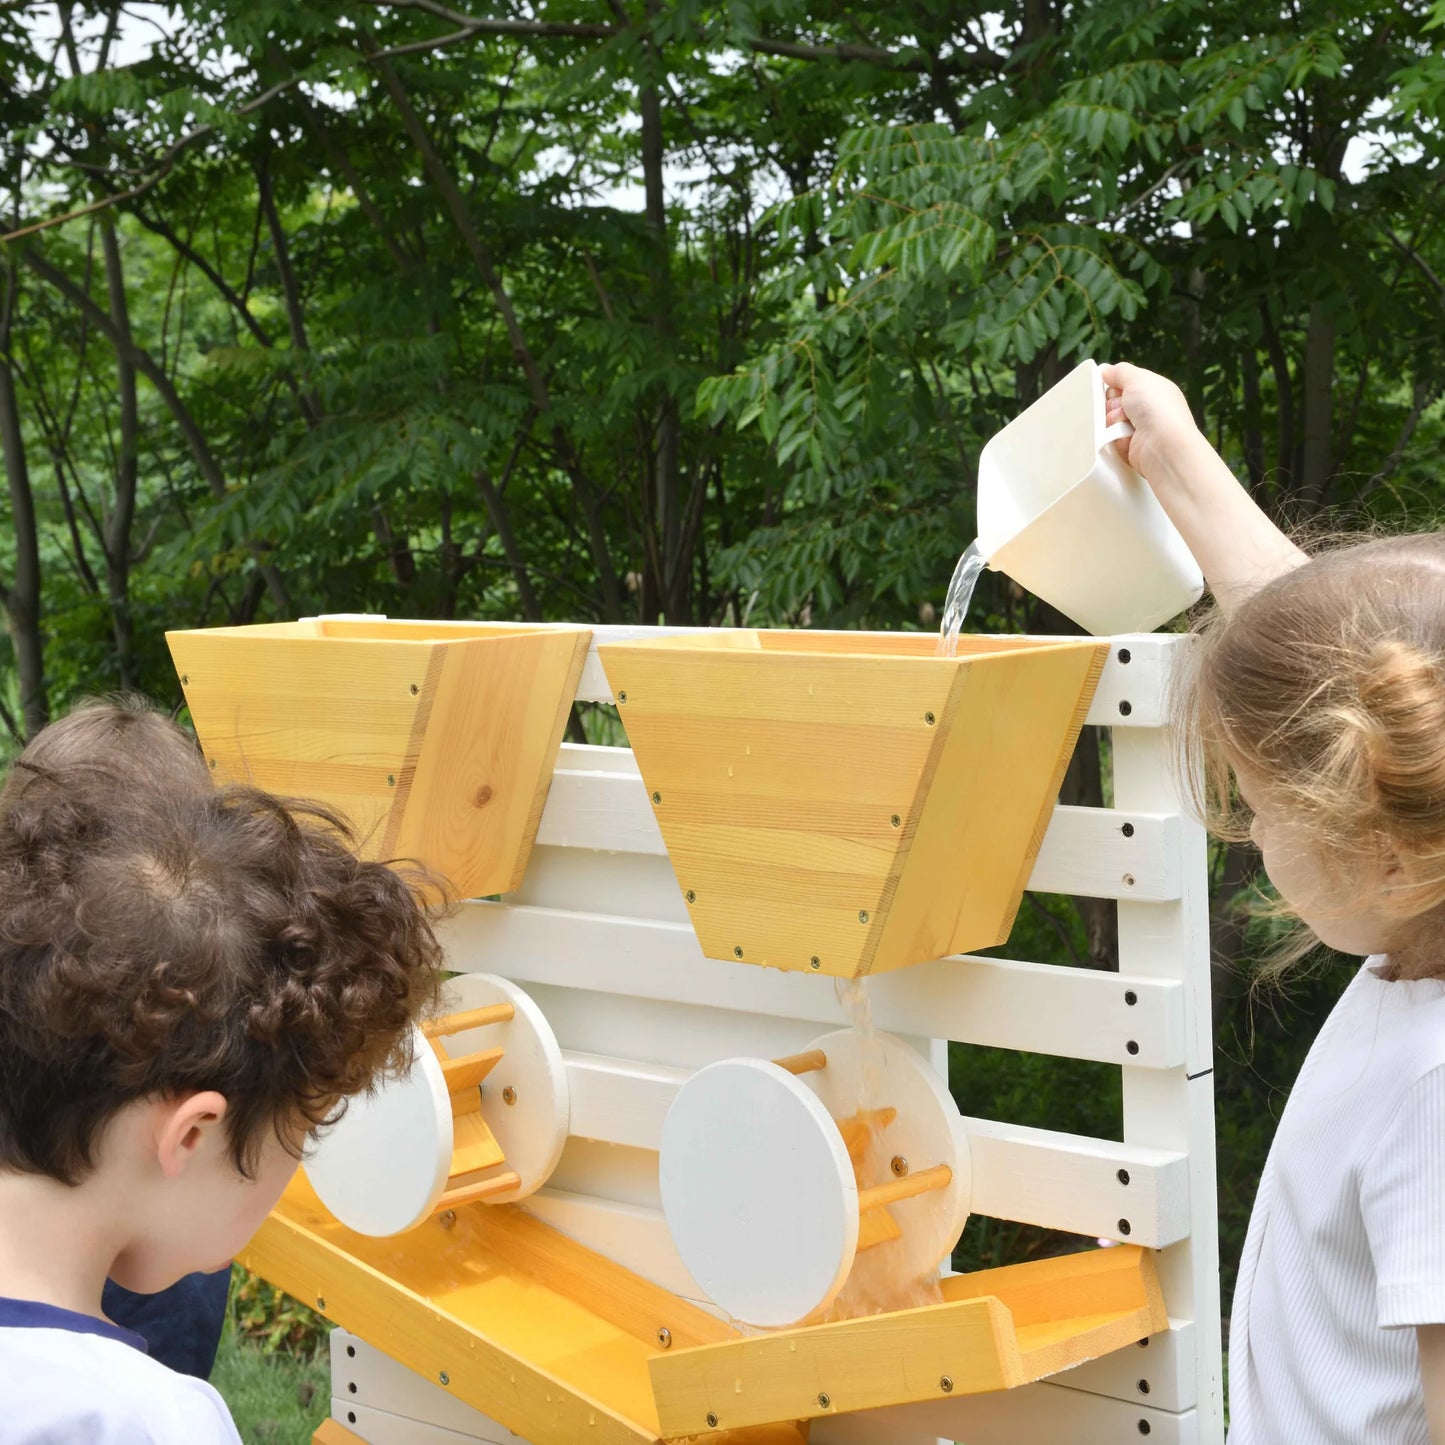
210;1325;330;1445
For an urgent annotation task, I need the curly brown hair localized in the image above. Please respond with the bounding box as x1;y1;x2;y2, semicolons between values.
0;703;444;1185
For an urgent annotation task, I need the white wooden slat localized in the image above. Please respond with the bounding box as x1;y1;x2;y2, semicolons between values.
818;1381;1197;1445
964;1116;1189;1248
444;904;1187;1070
333;1331;518;1440
506;846;689;923
1114;723;1224;1435
1057;1318;1197;1414
521;1188;707;1303
547;1135;660;1211
333;1402;493;1445
534;764;1181;902
564;1051;687;1151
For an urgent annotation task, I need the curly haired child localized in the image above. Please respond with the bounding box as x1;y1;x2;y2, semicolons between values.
1106;361;1445;1445
0;702;443;1443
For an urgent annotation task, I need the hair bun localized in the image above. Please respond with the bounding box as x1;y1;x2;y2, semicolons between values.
1349;639;1445;826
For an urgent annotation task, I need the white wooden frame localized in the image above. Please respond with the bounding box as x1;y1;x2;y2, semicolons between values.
317;625;1224;1445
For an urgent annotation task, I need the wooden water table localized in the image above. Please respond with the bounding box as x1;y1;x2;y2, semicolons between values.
167;620;1223;1445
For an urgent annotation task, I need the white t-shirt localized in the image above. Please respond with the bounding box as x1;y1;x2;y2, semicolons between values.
1229;957;1445;1444
0;1295;240;1444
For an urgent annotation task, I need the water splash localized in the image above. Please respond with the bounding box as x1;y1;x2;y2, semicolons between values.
936;539;986;658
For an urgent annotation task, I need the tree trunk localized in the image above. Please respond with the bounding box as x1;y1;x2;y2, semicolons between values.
0;267;47;736
1296;300;1335;513
100;215;138;688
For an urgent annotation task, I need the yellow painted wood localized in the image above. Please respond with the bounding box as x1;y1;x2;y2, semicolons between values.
313;1420;370;1445
167;619;590;900
422;1002;515;1038
442;1048;504;1108
854;1162;952;1214
435;1170;522;1210
448;1112;506;1176
647;1245;1165;1438
242;1175;735;1445
771;1049;827;1077
599;631;1106;976
855;1207;902;1252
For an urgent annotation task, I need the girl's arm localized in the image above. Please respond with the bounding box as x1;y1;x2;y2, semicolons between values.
1419;1325;1445;1442
1099;362;1307;612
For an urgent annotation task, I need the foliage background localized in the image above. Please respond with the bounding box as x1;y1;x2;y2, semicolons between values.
6;0;1445;1383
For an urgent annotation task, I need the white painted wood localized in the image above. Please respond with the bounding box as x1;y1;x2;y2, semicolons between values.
1113;716;1225;1439
963;1116;1190;1248
563;1051;687;1150
304;1024;453;1236
441;904;1188;1070
331;1402;493;1445
819;1379;1197;1444
535;764;1181;902
430;974;570;1204
332;1329;516;1439
660;1057;859;1326
1057;1318;1197;1414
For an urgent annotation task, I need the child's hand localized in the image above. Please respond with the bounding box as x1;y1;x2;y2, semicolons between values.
1099;361;1210;492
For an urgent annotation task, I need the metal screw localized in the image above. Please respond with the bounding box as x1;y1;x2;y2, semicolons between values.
409;683;419;695
1119;700;1133;716
657;1327;672;1348
1122;873;1136;888
706;1413;719;1429
685;890;696;903
891;1155;909;1177
890;814;901;828
348;1382;357;1394
817;1393;831;1409
1118;1217;1132;1236
438;1209;457;1228
734;945;744;958
1118;648;1132;664
1137;1422;1151;1436
940;1376;954;1393
387;773;395;786
858;909;870;924
652;791;662;804
209;759;218;770
1137;1378;1150;1395
1138;1337;1150;1348
1121;821;1135;837
316;1296;326;1310
924;711;936;725
1125;989;1138;1006
346;1345;356;1358
618;691;628;704
1118;1169;1131;1186
502;1086;517;1105
439;1371;450;1386
181;674;189;685
810;955;821;969
1126;1040;1140;1055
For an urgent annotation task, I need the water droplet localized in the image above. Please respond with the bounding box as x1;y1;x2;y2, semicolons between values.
727;765;734;778
745;744;751;755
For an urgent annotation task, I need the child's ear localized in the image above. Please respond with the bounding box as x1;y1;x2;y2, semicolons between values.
155;1091;229;1179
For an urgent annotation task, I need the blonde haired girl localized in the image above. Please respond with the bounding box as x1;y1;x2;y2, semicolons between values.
1104;362;1445;1445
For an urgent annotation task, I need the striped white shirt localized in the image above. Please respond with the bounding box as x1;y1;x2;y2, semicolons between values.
1229;958;1445;1443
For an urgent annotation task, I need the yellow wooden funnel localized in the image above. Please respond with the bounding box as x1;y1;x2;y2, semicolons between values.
598;631;1107;978
166;619;590;899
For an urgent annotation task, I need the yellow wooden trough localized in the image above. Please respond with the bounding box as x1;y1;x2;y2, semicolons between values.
245;1174;1164;1445
165;618;590;899
598;630;1108;978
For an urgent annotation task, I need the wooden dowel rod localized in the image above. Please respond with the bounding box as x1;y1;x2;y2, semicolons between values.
856;1163;952;1215
772;1049;827;1076
421;1002;515;1038
434;1170;521;1212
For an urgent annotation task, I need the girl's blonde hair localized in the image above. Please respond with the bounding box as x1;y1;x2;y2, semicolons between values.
1180;533;1445;964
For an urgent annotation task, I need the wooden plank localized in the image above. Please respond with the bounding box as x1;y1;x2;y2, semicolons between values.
1057;1318;1196;1413
440;905;1188;1070
315;1421;374;1445
565;1052;690;1151
331;1402;502;1443
536;758;1181;903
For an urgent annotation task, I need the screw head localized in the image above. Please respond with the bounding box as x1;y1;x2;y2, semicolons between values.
809;955;821;969
1118;647;1132;664
316;1296;326;1311
940;1375;954;1393
1137;1378;1150;1395
858;909;870;924
1123;872;1136;888
924;711;936;725
502;1086;517;1105
208;759;217;770
890;813;901;827
657;1327;672;1348
685;890;696;903
1126;1039;1140;1055
651;790;662;804
439;1371;450;1386
1118;1217;1132;1236
706;1413;719;1429
1121;821;1135;837
1124;989;1138;1006
387;773;396;786
734;945;744;957
618;691;627;704
891;1155;909;1177
1118;1168;1131;1186
181;674;189;685
1119;699;1133;716
817;1393;831;1409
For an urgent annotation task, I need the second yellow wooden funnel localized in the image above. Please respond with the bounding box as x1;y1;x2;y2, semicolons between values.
599;630;1106;978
